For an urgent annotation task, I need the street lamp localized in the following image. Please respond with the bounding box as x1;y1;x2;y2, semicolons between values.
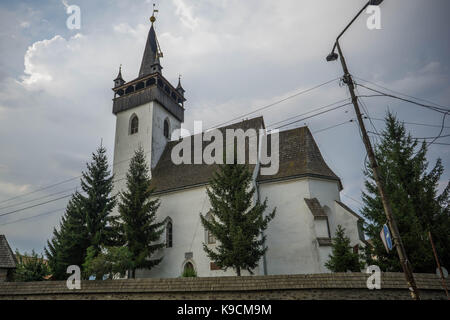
325;1;421;301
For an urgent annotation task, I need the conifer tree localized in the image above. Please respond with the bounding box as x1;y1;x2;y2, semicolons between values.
45;146;116;279
325;225;363;272
117;146;164;278
361;112;450;272
45;194;89;280
200;162;276;276
78;146;117;259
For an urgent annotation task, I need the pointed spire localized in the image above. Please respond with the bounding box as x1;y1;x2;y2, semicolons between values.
114;64;125;87
139;6;163;77
176;74;185;96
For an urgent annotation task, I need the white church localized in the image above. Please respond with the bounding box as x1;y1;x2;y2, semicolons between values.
110;15;365;278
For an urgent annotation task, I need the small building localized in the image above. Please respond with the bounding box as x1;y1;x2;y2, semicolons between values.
0;235;17;282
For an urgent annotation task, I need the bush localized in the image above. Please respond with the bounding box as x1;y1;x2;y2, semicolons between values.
181;267;197;278
14;250;51;282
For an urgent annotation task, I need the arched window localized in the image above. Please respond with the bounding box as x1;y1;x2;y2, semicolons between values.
163;118;170;139
130;115;139;135
184;262;194;273
205;211;216;244
166;220;173;248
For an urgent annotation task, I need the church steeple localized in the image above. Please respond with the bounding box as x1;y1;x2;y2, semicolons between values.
114;64;125;88
139;8;163;77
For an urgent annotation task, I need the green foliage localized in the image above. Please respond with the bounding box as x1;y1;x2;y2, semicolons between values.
45;195;89;280
83;246;134;280
325;225;363;272
45;146;117;279
181;267;197;278
14;250;51;282
200;162;276;276
117;146;165;278
361;112;450;272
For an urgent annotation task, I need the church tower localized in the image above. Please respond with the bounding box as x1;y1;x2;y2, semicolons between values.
111;11;186;196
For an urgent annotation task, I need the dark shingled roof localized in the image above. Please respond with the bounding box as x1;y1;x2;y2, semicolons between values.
0;235;17;269
139;24;161;77
304;198;328;218
257;126;341;187
335;200;363;220
149;116;342;194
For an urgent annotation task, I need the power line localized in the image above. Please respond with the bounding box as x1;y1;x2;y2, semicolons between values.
367;131;450;142
0;194;73;218
265;98;350;129
268;102;353;130
356;82;450;114
0;208;65;226
367;117;450;129
353;76;450;110
0;176;80;205
207;77;339;130
0;187;78;211
312;119;354;134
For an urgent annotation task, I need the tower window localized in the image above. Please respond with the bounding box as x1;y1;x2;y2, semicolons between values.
163;119;170;139
130;115;139;135
166;220;173;248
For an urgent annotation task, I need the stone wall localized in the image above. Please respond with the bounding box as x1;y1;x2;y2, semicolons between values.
0;272;448;300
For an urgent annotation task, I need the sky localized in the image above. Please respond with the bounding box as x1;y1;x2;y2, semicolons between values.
0;0;449;255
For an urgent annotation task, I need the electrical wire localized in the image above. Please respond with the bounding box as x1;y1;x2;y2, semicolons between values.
206;77;339;130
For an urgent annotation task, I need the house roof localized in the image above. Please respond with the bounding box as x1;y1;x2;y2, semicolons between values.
149;116;342;194
335;200;363;220
0;235;17;269
139;23;161;77
304;198;328;218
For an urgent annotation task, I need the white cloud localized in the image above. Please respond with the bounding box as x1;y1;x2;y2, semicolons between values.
0;182;31;197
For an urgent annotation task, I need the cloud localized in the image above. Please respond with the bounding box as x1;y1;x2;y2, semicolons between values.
0;182;31;197
0;0;449;255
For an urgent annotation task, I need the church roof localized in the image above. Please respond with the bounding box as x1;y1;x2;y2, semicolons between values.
149;116;342;194
304;198;328;218
139;23;161;77
0;235;17;269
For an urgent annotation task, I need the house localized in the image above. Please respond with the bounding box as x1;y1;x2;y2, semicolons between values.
0;235;17;282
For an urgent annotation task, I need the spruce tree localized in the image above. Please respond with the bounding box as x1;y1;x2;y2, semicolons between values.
45;194;89;280
361;112;450;272
325;225;362;272
117;146;164;278
78;146;117;259
200;162;276;276
45;146;116;279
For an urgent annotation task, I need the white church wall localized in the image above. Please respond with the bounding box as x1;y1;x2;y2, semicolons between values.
334;202;362;248
137;186;255;278
111;101;154;215
259;178;323;275
150;102;181;169
318;246;332;272
314;219;330;238
307;178;341;237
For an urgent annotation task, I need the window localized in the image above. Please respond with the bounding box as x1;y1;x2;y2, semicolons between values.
163;118;170;139
184;262;194;273
206;212;216;244
130;115;139;135
166;220;173;248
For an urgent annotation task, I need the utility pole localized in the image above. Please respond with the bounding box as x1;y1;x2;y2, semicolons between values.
428;231;449;298
334;40;420;300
